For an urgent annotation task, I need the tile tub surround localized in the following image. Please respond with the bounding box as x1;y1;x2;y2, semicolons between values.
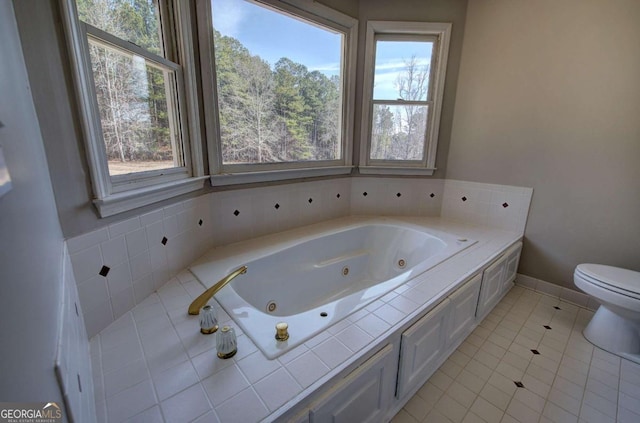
190;217;478;359
441;179;533;234
69;179;351;337
68;177;533;337
90;216;523;422
350;177;444;217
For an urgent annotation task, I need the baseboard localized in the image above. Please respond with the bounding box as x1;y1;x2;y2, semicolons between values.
515;273;600;311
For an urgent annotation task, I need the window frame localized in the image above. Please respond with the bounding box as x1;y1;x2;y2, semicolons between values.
359;21;451;176
60;0;206;217
197;0;358;186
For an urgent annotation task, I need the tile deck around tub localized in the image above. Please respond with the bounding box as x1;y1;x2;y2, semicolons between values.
90;217;524;423
392;286;640;423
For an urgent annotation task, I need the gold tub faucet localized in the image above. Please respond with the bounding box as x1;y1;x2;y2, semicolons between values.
187;265;248;315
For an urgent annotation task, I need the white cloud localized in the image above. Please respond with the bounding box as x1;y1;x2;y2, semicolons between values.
212;0;245;38
372;57;431;98
373;71;401;99
374;58;431;72
309;62;341;74
374;71;400;86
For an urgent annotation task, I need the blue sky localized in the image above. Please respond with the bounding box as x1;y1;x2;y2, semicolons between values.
212;0;342;73
211;0;432;99
374;41;432;100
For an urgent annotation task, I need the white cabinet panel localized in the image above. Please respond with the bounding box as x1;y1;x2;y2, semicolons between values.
310;344;395;423
502;242;522;293
285;242;522;422
477;242;523;320
477;255;506;320
446;273;482;349
396;299;450;398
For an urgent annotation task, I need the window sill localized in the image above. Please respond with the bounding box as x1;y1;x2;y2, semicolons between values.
211;166;354;186
93;176;208;217
358;166;436;176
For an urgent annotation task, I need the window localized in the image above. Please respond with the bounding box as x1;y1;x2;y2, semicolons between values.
199;0;357;185
61;0;204;216
360;21;451;175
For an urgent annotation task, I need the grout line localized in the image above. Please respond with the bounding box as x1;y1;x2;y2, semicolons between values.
537;292;582;420
405;286;604;418
499;287;545;421
461;286;529;422
128;310;161;418
400;285;637;423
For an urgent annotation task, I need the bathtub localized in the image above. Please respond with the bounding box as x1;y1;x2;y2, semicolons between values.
190;218;476;358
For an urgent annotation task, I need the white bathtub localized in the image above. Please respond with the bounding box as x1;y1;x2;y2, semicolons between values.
190;218;476;358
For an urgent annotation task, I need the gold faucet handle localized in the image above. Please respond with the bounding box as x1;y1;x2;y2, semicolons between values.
188;265;247;315
275;322;289;341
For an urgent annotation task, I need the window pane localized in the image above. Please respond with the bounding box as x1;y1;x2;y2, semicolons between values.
370;104;428;161
211;0;344;164
373;40;432;101
76;0;163;56
87;39;183;176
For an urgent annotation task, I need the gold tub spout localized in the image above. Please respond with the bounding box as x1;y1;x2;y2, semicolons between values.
188;266;248;315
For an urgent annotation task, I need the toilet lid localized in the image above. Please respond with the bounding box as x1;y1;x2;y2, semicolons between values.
576;264;640;295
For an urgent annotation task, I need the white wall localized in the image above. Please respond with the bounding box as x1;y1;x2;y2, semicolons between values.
0;0;66;406
0;3;96;420
446;0;640;287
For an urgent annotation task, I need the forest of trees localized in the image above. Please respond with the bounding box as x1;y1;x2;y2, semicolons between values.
78;0;430;170
214;30;341;163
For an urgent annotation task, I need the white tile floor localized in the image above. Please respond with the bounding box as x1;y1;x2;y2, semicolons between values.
392;285;640;423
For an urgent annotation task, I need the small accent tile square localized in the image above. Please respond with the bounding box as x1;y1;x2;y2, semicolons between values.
89;236;638;423
99;265;110;277
395;286;638;423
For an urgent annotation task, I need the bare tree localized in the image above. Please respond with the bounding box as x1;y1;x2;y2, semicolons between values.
237;55;279;162
394;56;429;160
79;0;172;168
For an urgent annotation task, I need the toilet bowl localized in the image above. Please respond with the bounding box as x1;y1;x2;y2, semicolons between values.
574;264;640;362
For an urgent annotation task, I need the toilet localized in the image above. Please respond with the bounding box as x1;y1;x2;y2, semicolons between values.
574;264;640;363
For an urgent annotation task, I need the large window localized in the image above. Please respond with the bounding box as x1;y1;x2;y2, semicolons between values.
63;0;356;211
200;0;357;184
62;0;204;216
360;21;451;175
